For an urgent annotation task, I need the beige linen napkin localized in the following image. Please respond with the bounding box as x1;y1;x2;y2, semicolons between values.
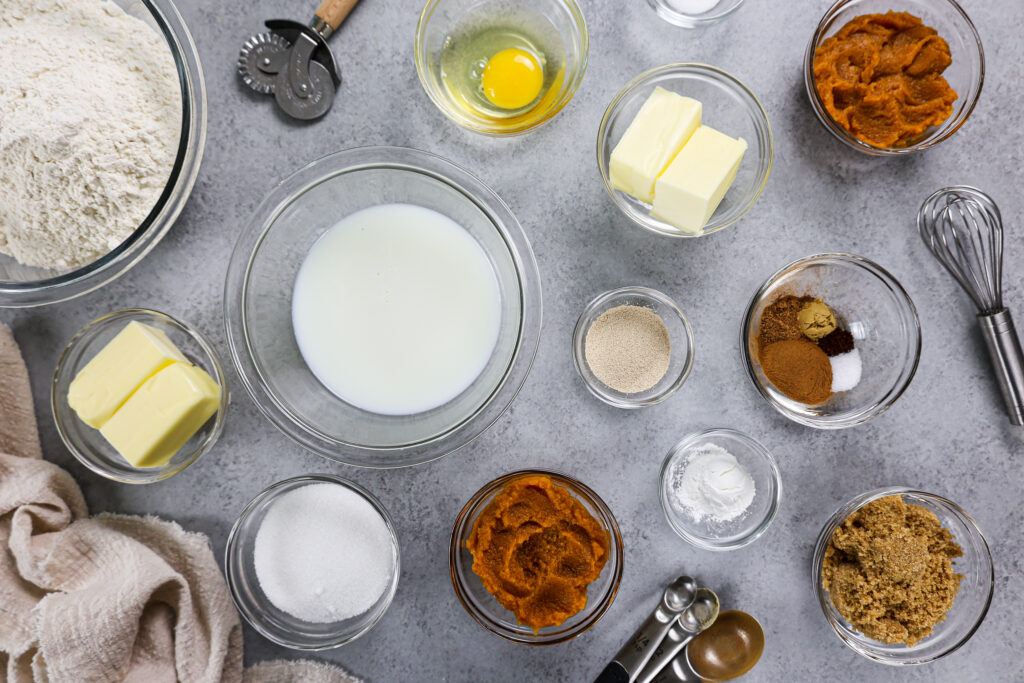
0;325;359;683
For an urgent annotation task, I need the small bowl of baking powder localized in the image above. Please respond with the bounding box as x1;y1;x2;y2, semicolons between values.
572;286;694;408
660;428;781;551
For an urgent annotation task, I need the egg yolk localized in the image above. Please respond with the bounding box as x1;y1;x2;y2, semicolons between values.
481;48;544;110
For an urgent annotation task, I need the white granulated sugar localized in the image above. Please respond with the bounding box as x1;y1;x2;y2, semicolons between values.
830;348;863;393
0;0;181;270
253;483;396;623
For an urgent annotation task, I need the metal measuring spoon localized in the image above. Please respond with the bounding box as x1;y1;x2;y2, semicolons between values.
648;610;765;683
593;576;699;683
635;588;720;683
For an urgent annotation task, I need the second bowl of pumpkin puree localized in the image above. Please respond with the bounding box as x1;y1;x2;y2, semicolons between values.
449;470;623;644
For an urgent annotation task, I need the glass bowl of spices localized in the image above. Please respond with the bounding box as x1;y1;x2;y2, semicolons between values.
647;0;746;29
0;0;206;307
572;286;694;408
51;308;228;484
741;253;921;429
224;146;542;469
225;474;401;650
804;0;984;156
449;469;623;645
414;0;589;136
812;487;993;664
597;63;773;239
660;428;781;551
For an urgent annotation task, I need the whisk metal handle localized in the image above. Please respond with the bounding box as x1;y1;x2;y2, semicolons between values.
978;309;1024;426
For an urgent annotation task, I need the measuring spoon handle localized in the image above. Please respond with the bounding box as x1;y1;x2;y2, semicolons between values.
635;622;696;683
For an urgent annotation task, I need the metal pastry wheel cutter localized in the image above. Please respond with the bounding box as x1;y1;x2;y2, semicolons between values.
238;0;361;120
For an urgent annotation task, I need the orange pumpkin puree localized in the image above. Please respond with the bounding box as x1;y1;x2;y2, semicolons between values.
813;12;957;148
467;475;609;630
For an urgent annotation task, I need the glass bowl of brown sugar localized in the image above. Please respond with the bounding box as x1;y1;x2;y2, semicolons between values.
812;487;993;664
741;253;920;429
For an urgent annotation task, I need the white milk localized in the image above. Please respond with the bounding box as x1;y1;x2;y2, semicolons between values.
292;203;502;415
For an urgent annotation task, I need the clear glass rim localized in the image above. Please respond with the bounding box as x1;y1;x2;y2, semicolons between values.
571;286;695;408
811;486;994;665
645;0;746;28
658;428;782;550
413;0;590;136
596;62;774;239
802;0;985;156
740;252;922;429
224;474;402;650
448;468;624;645
49;308;229;484
0;0;207;307
224;146;543;469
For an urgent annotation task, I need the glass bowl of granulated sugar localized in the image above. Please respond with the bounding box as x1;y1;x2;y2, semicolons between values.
572;286;694;408
0;0;206;307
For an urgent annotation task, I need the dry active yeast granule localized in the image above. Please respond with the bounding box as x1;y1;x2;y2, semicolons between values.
584;304;671;394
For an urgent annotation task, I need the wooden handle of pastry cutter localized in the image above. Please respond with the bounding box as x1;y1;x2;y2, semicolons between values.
315;0;360;30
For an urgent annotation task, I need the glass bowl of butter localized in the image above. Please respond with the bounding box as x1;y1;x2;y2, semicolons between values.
597;63;773;238
51;308;228;484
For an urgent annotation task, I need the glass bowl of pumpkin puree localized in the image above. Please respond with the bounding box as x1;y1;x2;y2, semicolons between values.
450;470;623;644
804;0;984;155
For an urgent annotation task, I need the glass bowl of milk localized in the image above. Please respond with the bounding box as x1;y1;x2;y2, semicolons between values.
225;147;542;468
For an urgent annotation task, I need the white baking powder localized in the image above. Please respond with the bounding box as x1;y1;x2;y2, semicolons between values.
669;445;756;522
253;483;395;623
0;0;181;270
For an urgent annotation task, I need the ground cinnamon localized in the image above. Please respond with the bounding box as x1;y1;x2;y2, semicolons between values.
759;340;832;404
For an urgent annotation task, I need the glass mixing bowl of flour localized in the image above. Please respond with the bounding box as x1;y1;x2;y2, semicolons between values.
0;0;206;307
224;146;543;469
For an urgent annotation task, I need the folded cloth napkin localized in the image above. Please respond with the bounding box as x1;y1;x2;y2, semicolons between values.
0;325;359;683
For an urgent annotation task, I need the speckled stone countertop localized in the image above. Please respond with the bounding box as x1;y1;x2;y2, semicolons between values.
4;0;1023;680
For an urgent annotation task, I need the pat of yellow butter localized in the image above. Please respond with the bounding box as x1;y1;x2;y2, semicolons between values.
651;125;747;234
68;321;188;428
609;87;702;204
99;362;220;468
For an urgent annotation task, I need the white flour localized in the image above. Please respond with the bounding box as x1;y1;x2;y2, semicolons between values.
0;0;182;270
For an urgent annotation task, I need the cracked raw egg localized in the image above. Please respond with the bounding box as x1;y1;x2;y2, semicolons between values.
481;48;544;110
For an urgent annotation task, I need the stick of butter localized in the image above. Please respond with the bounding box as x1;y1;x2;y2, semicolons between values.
68;321;188;428
609;87;702;204
99;362;221;468
651;125;747;234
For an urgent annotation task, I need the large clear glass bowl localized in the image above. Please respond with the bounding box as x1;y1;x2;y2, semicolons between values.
741;253;921;429
804;0;984;155
0;0;206;307
597;64;773;239
812;487;994;664
415;0;589;136
224;146;542;469
449;469;623;644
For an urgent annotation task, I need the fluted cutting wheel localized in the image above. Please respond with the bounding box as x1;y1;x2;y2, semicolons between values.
237;32;290;94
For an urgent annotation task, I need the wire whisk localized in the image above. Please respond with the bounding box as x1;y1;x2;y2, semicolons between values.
918;186;1024;426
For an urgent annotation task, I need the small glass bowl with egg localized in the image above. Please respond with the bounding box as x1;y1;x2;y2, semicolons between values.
660;428;782;551
572;286;694;408
415;0;589;136
597;63;773;238
741;253;921;429
225;474;401;650
51;309;228;484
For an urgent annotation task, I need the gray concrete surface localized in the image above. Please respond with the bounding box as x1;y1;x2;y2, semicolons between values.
4;0;1023;680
